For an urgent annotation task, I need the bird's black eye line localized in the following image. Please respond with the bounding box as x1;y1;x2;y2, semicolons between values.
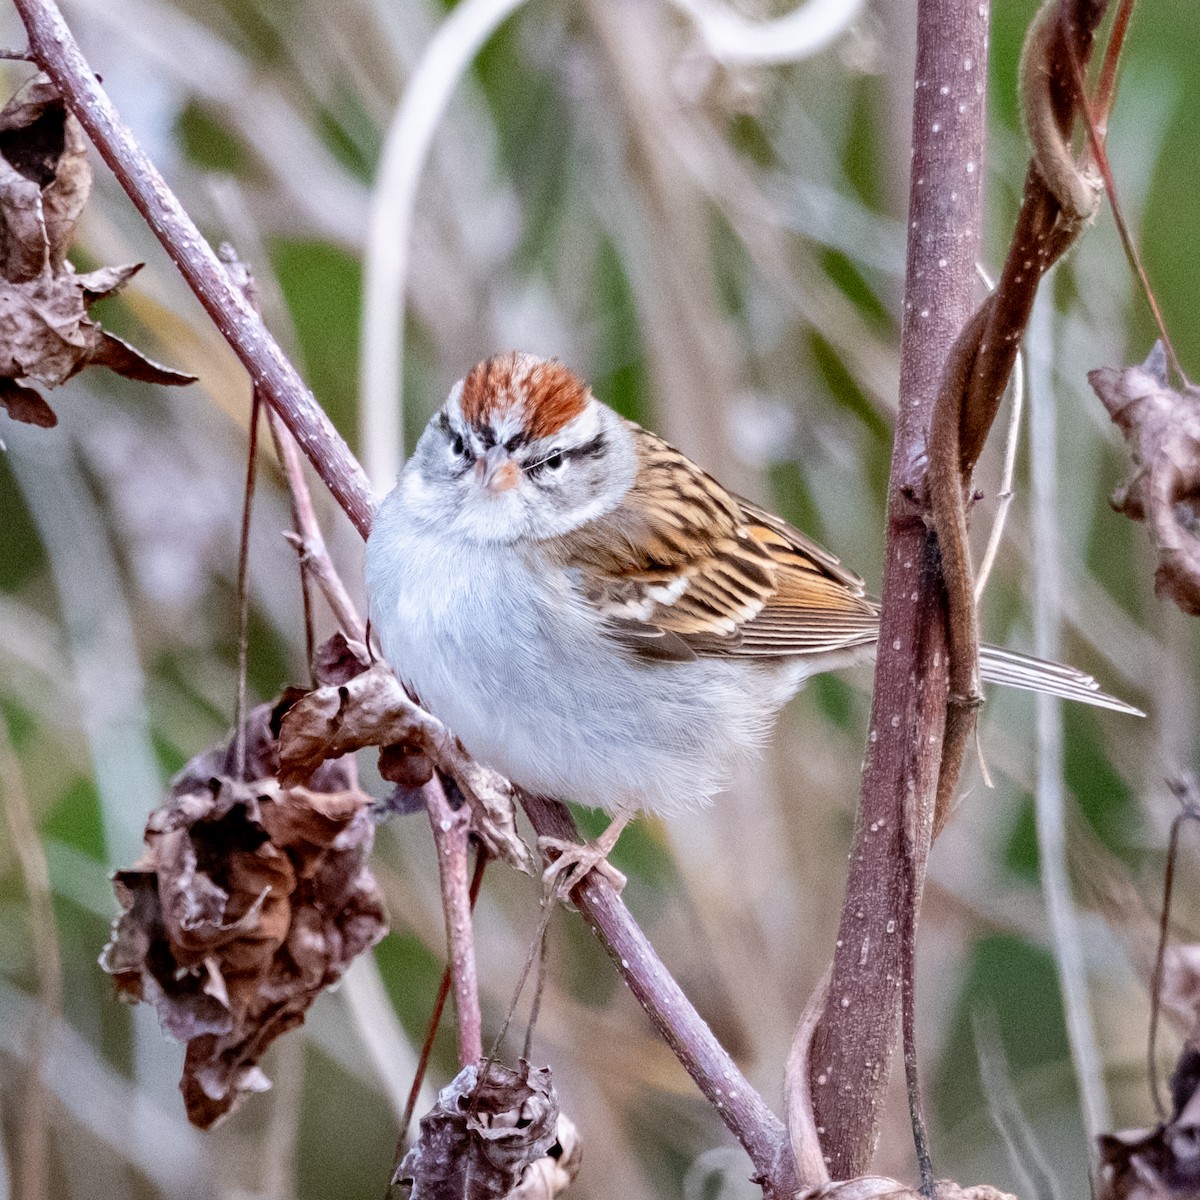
450;432;465;456
571;433;606;459
523;434;605;477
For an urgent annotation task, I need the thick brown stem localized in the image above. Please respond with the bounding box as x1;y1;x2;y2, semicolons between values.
809;0;987;1176
811;0;1117;1177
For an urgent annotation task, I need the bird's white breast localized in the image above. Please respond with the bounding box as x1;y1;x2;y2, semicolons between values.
366;491;797;816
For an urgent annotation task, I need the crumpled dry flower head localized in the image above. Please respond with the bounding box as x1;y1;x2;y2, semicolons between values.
1099;1046;1200;1200
100;700;387;1128
394;1060;563;1200
0;72;194;429
798;1182;1014;1200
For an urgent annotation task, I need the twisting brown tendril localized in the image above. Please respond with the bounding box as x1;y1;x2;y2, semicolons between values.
926;0;1126;836
1019;0;1104;227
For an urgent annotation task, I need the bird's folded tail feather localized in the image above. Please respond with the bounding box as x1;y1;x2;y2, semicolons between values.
978;644;1144;716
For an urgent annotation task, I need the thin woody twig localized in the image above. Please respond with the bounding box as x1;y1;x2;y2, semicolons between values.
424;778;484;1067
13;3;799;1188
232;391;262;782
281;526;365;644
957;0;1113;476
219;248;320;670
1066;22;1187;386
263;408;317;669
11;0;376;538
1148;779;1200;1122
397;848;488;1155
1093;0;1135;122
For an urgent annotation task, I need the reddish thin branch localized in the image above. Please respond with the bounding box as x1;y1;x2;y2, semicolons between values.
958;0;1110;475
13;1;799;1188
1068;20;1185;386
926;0;1120;840
425;779;483;1066
268;411;366;645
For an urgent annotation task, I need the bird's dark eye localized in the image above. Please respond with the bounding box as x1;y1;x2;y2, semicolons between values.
450;432;465;457
545;450;565;471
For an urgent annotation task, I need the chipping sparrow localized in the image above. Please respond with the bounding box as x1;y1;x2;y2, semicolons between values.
366;353;1140;878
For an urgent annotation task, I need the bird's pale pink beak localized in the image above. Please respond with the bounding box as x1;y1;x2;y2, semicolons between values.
475;445;520;494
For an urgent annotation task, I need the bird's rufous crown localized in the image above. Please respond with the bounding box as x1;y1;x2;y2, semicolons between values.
460;352;590;440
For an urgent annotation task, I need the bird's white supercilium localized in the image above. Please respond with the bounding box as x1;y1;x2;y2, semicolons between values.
366;351;1141;828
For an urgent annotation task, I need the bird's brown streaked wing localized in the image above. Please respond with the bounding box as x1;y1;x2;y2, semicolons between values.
735;497;869;595
550;423;880;661
551;425;778;658
725;497;881;657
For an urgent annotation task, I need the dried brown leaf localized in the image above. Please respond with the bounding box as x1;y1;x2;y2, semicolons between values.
0;150;49;282
75;263;142;301
89;329;198;385
377;742;434;788
100;700;387;1128
394;1061;560;1200
1089;344;1200;615
0;73;90;270
278;664;534;873
313;630;372;686
0;73;195;427
0;375;55;426
278;662;416;781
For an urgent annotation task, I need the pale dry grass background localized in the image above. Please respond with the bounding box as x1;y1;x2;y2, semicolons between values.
0;1;1197;1198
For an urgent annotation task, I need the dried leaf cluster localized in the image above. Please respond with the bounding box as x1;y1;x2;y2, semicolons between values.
100;700;386;1128
394;1060;571;1200
1089;343;1200;616
0;72;193;429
